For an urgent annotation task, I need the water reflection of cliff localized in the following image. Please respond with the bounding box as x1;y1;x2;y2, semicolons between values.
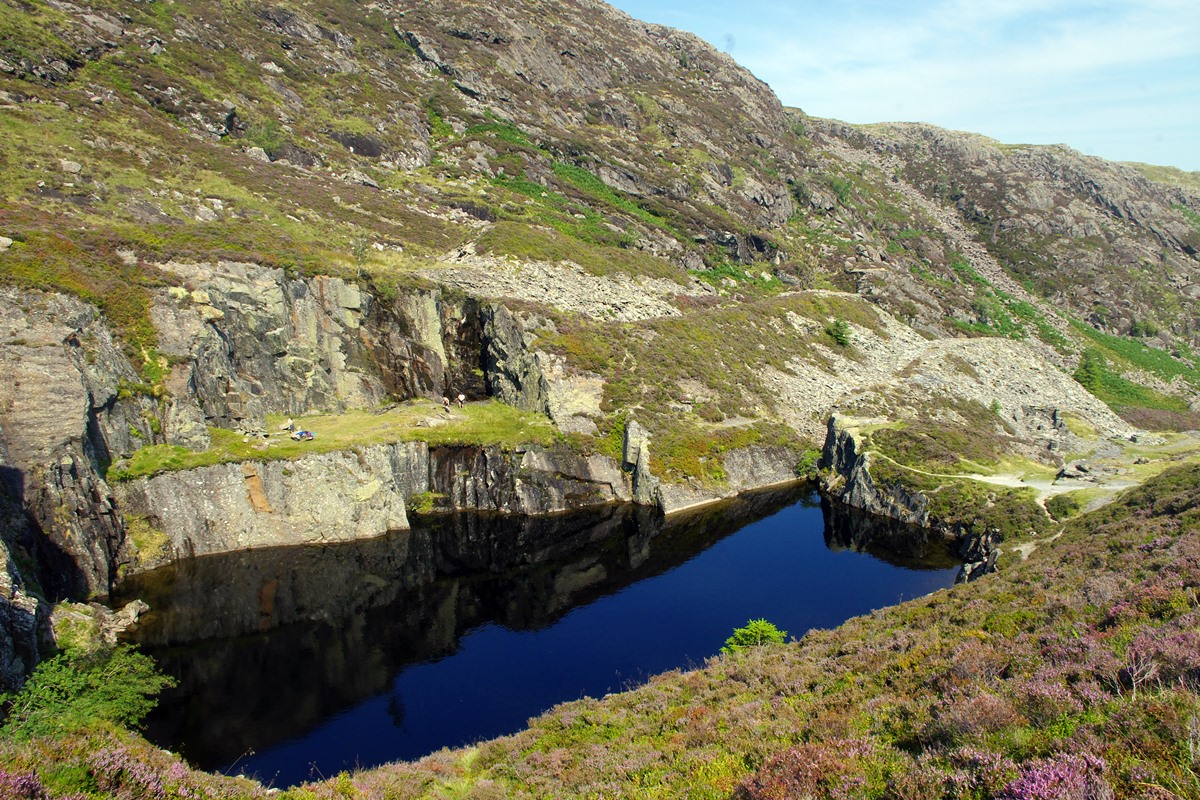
115;485;812;769
821;497;960;570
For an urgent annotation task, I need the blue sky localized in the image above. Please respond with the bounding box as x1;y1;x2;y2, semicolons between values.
606;0;1200;171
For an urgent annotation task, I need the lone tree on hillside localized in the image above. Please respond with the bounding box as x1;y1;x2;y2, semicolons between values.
722;619;788;654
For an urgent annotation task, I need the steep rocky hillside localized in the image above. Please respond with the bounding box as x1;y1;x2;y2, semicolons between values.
1;0;1200;697
814;119;1200;342
2;0;1200;795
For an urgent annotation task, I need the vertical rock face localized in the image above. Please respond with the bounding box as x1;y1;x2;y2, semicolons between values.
365;292;488;403
151;262;493;435
0;288;156;600
116;444;426;559
0;273;543;688
0;487;47;690
820;416;931;529
622;420;660;506
481;304;550;416
113;443;636;564
819;415;1000;582
153;263;387;432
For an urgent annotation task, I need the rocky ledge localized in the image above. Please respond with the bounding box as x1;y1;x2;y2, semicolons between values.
113;429;805;568
819;415;1002;581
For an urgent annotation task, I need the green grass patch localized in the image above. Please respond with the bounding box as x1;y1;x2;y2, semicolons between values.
123;515;171;568
1071;319;1200;388
871;456;1054;539
1073;348;1191;414
871;422;1007;473
465;119;535;149
690;261;782;297
0;2;75;64
475;220;679;281
1002;295;1070;349
650;419;797;486
108;400;560;481
551;161;674;233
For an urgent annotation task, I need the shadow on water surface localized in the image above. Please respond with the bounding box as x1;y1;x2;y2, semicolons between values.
115;486;810;769
822;496;962;571
115;485;959;784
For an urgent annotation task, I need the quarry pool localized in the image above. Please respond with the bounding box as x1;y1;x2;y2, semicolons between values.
115;485;961;788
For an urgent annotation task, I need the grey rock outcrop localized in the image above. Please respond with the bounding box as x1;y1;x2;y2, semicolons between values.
622;420;660;506
49;599;148;652
624;419;802;513
152;262;493;435
819;415;999;581
114;442;638;564
481;303;551;416
0;504;46;690
0;288;158;598
153;263;388;432
116;446;419;559
820;416;932;527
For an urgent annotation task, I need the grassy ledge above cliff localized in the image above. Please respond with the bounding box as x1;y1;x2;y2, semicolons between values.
107;400;559;482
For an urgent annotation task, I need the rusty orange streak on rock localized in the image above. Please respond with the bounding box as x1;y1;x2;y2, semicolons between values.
241;463;274;513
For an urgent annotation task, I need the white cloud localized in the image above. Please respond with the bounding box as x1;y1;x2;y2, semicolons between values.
733;0;1200;168
608;0;1200;169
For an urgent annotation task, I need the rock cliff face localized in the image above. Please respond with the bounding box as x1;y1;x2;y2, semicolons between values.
0;286;168;682
0;271;534;599
819;416;999;581
0;490;46;691
151;262;496;438
820;416;931;528
115;442;634;564
809;119;1200;342
0;288;155;598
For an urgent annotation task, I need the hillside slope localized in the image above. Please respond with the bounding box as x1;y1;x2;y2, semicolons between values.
0;0;1199;699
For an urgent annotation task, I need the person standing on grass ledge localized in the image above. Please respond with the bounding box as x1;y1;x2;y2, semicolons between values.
442;396;451;414
457;393;465;409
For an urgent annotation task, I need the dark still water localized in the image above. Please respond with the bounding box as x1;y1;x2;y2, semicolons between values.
115;486;960;788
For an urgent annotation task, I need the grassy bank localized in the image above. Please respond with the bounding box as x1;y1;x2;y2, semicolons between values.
107;400;559;481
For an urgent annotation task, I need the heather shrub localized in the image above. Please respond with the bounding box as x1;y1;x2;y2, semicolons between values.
947;639;1010;685
946;747;1020;799
734;740;860;800
0;768;51;799
1014;677;1083;726
926;691;1023;744
1138;628;1200;687
997;753;1111;800
88;746;167;798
